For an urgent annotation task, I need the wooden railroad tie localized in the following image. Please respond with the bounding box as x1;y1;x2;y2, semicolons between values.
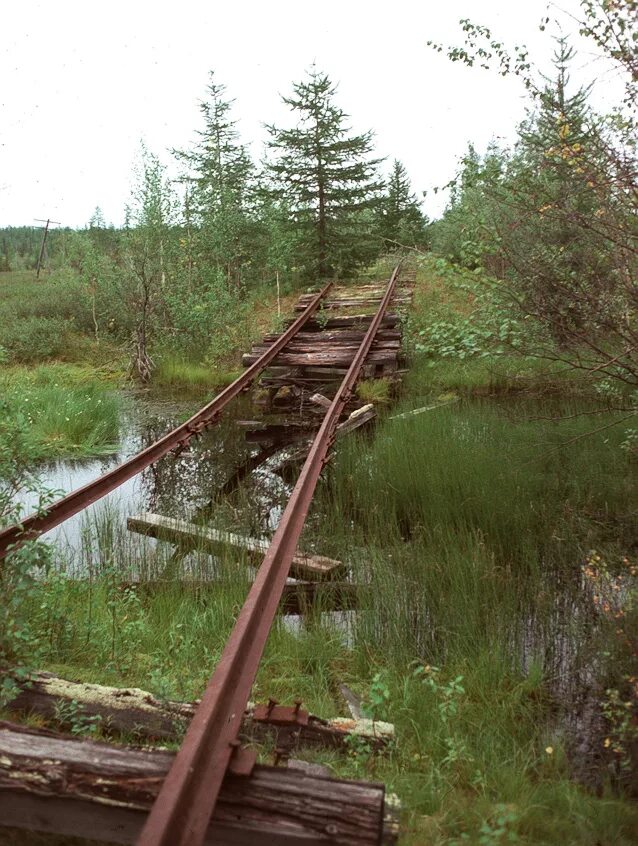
0;720;397;846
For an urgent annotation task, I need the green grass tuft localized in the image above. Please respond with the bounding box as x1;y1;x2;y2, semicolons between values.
0;377;120;458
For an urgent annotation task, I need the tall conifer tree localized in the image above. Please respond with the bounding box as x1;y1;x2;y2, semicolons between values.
379;160;429;248
175;73;255;288
267;67;383;278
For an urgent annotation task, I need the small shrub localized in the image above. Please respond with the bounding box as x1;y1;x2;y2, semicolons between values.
0;316;69;362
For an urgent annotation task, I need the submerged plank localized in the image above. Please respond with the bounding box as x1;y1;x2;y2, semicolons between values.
127;513;344;580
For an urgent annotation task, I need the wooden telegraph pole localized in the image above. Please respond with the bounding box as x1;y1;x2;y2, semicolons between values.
34;218;61;277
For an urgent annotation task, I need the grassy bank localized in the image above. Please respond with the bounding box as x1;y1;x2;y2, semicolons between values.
0;268;293;398
0;365;121;459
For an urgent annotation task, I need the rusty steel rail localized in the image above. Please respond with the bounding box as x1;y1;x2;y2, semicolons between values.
137;264;401;846
0;283;332;562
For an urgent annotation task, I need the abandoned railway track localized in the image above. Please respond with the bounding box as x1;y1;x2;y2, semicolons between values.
0;264;413;845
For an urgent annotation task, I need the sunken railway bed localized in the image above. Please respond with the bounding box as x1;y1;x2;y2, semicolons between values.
0;264;414;846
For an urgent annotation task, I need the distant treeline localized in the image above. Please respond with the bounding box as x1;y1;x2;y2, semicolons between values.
1;68;430;281
0;226;74;271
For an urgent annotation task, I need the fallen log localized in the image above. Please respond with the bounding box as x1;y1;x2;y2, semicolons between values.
4;674;391;750
0;721;394;845
127;513;344;581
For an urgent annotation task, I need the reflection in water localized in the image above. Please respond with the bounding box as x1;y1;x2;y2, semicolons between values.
15;398;293;557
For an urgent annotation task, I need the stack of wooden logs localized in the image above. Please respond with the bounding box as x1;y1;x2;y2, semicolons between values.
243;276;415;388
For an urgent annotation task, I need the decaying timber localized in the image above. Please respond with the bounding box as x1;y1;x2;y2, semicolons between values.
243;279;414;402
242;402;376;446
102;577;360;617
127;513;344;580
0;721;395;846
4;673;393;750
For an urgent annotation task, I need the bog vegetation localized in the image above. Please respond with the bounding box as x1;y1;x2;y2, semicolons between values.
1;1;637;844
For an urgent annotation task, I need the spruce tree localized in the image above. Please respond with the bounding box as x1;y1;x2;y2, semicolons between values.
379;160;429;248
504;38;611;343
175;73;255;288
267;67;384;278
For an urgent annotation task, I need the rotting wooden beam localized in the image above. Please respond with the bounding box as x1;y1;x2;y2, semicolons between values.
127;513;344;581
243;404;375;445
4;676;391;749
0;721;393;846
336;403;376;436
294;298;411;311
262;329;401;344
123;579;360;616
310;392;333;409
248;343;401;359
242;349;398;367
286;314;399;330
250;339;402;352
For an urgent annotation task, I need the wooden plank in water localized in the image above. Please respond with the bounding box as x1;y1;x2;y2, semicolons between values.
127;513;344;581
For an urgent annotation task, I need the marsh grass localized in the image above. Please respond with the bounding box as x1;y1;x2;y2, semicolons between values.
316;384;636;658
301;379;637;842
0;377;120;458
406;354;584;395
357;377;392;404
153;356;243;395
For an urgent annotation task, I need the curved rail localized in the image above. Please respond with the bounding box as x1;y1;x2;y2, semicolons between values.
0;282;333;561
137;264;401;846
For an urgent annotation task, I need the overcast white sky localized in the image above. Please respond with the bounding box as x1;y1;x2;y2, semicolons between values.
0;0;617;227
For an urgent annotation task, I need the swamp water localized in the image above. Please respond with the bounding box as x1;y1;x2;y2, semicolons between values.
14;389;637;791
16;396;296;567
